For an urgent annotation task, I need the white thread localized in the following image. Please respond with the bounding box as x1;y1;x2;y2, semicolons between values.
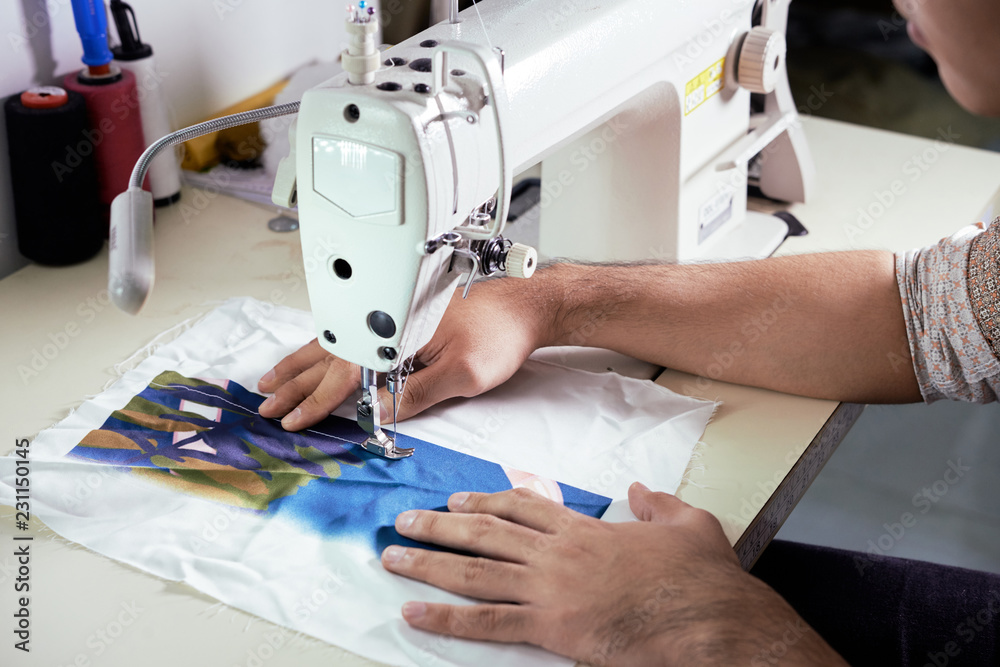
147;381;362;448
104;315;199;391
470;0;494;53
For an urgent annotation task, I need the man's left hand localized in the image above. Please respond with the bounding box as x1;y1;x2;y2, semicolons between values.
381;482;845;666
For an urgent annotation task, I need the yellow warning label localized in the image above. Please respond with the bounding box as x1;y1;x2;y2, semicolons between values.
684;57;725;116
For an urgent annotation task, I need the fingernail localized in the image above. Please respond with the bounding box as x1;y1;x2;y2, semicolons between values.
281;408;301;429
402;601;426;621
379;397;390;421
450;492;469;509
396;510;417;531
260;368;276;384
631;481;649;493
383;545;406;564
259;395;274;411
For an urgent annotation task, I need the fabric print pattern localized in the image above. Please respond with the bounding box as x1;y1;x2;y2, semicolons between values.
968;218;1000;358
895;221;1000;403
68;371;611;552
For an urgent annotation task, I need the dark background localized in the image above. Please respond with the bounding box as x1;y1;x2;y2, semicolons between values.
788;0;1000;150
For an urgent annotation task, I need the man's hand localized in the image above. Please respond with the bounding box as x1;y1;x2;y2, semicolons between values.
259;249;921;431
381;483;846;666
257;281;550;430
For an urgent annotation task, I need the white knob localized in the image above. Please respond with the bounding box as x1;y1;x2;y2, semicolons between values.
737;27;786;95
343;17;380;85
506;243;537;279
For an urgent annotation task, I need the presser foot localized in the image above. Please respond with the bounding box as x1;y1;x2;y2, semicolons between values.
360;430;414;459
357;365;414;459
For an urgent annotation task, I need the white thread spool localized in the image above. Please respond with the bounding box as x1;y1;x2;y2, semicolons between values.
113;54;182;206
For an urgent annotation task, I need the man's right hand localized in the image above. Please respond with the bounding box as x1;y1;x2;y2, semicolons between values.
259;248;922;432
257;279;552;431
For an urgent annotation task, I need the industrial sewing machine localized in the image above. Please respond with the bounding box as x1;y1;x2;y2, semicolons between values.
109;0;813;460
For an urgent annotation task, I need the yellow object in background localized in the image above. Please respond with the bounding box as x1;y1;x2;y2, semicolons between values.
181;79;289;171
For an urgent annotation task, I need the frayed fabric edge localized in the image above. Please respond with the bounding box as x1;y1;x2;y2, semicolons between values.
0;506;329;653
104;309;217;391
679;399;722;489
23;304;223;442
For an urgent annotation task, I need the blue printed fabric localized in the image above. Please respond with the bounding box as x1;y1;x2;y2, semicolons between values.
68;372;610;553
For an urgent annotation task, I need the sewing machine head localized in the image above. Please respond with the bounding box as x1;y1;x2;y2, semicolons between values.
269;4;544;457
273;8;524;377
279;0;812;456
110;0;812;460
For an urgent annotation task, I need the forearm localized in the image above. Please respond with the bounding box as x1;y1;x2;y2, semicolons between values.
516;252;921;403
663;576;846;666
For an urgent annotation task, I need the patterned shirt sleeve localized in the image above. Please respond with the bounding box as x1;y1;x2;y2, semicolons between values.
895;219;1000;403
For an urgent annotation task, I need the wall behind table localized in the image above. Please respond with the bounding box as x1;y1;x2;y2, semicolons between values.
0;0;380;280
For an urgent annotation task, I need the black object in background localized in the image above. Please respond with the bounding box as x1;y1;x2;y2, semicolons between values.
4;87;103;265
753;540;1000;666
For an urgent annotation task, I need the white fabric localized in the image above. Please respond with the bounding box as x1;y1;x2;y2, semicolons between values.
0;297;714;666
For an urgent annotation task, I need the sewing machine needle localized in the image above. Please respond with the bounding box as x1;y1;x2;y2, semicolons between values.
392;390;398;436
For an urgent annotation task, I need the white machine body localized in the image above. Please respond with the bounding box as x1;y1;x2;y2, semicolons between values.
278;0;814;376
